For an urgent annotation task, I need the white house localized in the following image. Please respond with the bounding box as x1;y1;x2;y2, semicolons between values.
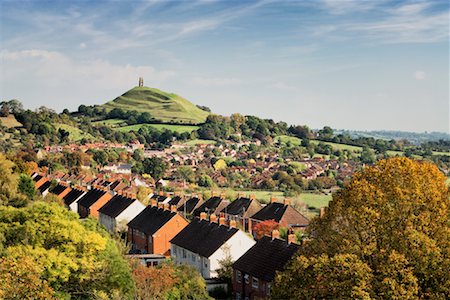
63;189;87;212
98;194;146;233
170;218;255;279
102;163;132;175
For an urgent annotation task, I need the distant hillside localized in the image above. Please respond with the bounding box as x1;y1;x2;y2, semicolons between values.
0;115;22;128
335;129;450;145
101;86;210;124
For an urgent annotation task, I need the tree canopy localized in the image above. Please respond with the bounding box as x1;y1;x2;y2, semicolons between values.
273;157;450;299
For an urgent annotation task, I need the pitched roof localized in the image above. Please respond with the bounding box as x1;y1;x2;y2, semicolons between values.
177;197;202;214
98;195;136;218
221;197;261;216
233;236;299;282
251;203;309;226
192;196;230;216
63;189;85;206
168;196;184;207
49;184;67;196
33;174;43;182
128;206;177;236
170;219;238;258
77;189;108;208
38;181;51;194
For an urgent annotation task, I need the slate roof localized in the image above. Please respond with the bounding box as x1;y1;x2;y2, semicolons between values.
233;236;299;282
98;195;136;218
177;197;203;214
77;189;108;208
151;194;167;202
38;181;51;194
128;206;177;236
33;174;43;182
192;196;230;216
63;189;85;206
251;203;309;226
170;219;238;258
221;197;252;216
168;196;184;207
109;180;121;190
49;184;67;196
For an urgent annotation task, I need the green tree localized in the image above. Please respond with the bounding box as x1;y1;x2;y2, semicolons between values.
17;174;36;200
176;166;195;184
142;157;168;180
272;157;450;299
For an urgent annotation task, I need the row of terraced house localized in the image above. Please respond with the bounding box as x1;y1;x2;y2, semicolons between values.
32;171;311;299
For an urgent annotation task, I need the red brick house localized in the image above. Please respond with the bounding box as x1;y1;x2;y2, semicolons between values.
127;205;188;256
77;188;113;219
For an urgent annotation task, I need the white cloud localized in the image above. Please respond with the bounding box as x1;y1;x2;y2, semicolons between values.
191;76;241;87
0;49;176;110
414;71;426;80
79;42;87;49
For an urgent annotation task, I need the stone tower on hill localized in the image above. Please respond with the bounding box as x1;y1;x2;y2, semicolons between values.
138;77;143;87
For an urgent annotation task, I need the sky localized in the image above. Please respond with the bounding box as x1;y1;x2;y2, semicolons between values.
1;0;449;133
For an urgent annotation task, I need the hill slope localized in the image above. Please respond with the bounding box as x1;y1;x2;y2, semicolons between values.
101;86;209;124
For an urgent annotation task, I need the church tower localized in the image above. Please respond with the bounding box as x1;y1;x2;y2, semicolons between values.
138;77;143;87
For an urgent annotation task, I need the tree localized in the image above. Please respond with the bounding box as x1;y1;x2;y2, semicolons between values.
213;159;227;171
197;174;214;187
273;157;450;299
0;202;135;298
253;219;279;239
142;157;168;180
176;166;195;184
17;174;36;200
360;145;376;164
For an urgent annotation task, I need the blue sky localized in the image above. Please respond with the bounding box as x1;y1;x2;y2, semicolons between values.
1;0;448;132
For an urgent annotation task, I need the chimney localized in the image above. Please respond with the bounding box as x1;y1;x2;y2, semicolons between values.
271;229;280;240
157;203;164;209
220;192;225;199
250;194;256;200
283;198;291;206
319;207;326;218
200;212;207;220
171;205;177;212
270;197;278;203
151;200;157;207
210;214;218;223
219;217;226;226
230;220;237;228
248;218;252;235
164;203;170;211
288;233;296;244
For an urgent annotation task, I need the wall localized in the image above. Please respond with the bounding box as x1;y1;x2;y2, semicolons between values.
153;215;189;256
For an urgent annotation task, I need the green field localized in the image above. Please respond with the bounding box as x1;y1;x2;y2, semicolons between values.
275;135;301;145
116;123;199;133
232;190;332;208
433;151;450;156
0;115;22;128
101;86;209;124
275;135;363;152
55;123;95;141
92;119;126;127
184;139;217;146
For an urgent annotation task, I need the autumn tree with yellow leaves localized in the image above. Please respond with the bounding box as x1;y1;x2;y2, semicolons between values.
272;157;450;299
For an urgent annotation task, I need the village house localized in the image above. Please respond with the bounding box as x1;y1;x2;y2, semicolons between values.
63;188;86;212
77;188;113;219
49;183;71;199
177;195;204;217
220;195;262;231
250;198;310;231
127;205;189;256
37;180;52;197
170;216;256;279
232;232;300;300
192;194;230;217
102;163;132;175
98;194;146;233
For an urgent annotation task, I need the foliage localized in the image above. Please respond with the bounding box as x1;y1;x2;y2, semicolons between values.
132;262;212;300
253;219;279;239
17;174;36;200
213;158;227;171
141;157;168;180
0;202;135;299
273;157;450;299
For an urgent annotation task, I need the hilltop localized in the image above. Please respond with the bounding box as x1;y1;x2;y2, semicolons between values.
101;86;210;124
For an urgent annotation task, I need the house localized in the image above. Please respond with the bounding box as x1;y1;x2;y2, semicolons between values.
103;163;132;175
221;195;262;230
49;183;71;199
192;195;230;217
77;188;113;219
63;188;86;212
98;194;146;233
170;217;256;279
127;205;188;256
250;199;310;231
232;233;300;300
33;174;47;189
37;180;52;196
167;195;186;208
177;195;204;216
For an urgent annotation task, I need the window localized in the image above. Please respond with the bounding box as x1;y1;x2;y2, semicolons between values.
236;271;241;283
204;258;208;268
252;277;259;288
244;274;249;284
182;249;186;258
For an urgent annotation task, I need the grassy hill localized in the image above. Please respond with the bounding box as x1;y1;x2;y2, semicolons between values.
0;115;22;128
101;86;209;124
